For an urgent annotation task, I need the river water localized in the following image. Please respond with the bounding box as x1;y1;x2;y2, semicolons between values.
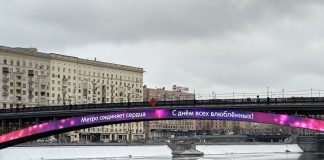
0;144;323;160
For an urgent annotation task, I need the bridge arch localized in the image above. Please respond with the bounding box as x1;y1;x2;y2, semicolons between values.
1;108;324;149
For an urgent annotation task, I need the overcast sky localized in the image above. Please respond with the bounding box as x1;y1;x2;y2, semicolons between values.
1;0;324;98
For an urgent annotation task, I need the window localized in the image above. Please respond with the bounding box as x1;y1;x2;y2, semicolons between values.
28;70;34;76
4;59;7;65
2;67;9;74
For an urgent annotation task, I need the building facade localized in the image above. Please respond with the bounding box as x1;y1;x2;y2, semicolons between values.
143;87;236;139
0;45;145;142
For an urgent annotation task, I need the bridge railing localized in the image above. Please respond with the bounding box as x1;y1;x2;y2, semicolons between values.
1;97;324;114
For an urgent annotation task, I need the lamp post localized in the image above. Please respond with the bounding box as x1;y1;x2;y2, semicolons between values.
128;125;133;144
127;87;131;105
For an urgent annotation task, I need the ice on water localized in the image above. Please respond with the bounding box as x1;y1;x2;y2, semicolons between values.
0;144;303;160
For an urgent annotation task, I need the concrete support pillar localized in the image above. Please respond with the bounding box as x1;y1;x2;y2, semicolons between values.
35;117;39;124
0;120;4;135
18;118;22;129
1;120;7;134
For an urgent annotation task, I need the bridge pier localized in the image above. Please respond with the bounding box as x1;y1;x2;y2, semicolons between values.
1;120;8;135
35;117;39;124
18;118;22;130
297;134;324;152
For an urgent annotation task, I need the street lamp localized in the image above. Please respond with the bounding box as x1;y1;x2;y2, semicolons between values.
127;88;131;104
128;125;133;144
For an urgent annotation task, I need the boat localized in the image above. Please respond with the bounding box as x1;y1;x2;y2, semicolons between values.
172;149;204;157
168;140;204;157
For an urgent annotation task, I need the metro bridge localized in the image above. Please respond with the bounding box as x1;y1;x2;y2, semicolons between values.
1;97;324;149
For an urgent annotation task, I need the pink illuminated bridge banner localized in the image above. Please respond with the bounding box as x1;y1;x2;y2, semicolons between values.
1;108;324;148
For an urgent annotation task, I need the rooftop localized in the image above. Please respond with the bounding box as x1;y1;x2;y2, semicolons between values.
0;45;144;73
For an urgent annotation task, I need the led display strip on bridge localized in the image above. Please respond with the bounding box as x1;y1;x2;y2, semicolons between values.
1;108;324;148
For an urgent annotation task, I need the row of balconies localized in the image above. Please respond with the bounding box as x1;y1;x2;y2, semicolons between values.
2;84;9;90
2;76;26;83
2;91;9;97
3;77;9;83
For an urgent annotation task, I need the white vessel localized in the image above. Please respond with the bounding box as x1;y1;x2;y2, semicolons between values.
172;148;204;157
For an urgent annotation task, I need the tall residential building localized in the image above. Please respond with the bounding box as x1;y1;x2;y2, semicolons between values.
0;45;145;142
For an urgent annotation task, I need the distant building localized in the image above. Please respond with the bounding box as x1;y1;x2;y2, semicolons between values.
143;87;196;138
143;87;235;138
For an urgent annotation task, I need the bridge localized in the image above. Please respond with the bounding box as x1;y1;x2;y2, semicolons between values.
1;97;324;149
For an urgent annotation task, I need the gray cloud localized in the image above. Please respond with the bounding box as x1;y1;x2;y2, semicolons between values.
1;0;324;96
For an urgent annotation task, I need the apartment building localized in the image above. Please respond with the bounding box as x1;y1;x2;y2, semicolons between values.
0;45;145;142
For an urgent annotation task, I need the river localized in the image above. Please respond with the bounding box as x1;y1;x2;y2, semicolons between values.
0;144;323;160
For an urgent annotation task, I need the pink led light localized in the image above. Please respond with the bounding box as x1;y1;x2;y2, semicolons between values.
155;110;165;118
294;122;300;126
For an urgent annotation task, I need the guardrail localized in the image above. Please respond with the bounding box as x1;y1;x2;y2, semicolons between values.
1;97;324;114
